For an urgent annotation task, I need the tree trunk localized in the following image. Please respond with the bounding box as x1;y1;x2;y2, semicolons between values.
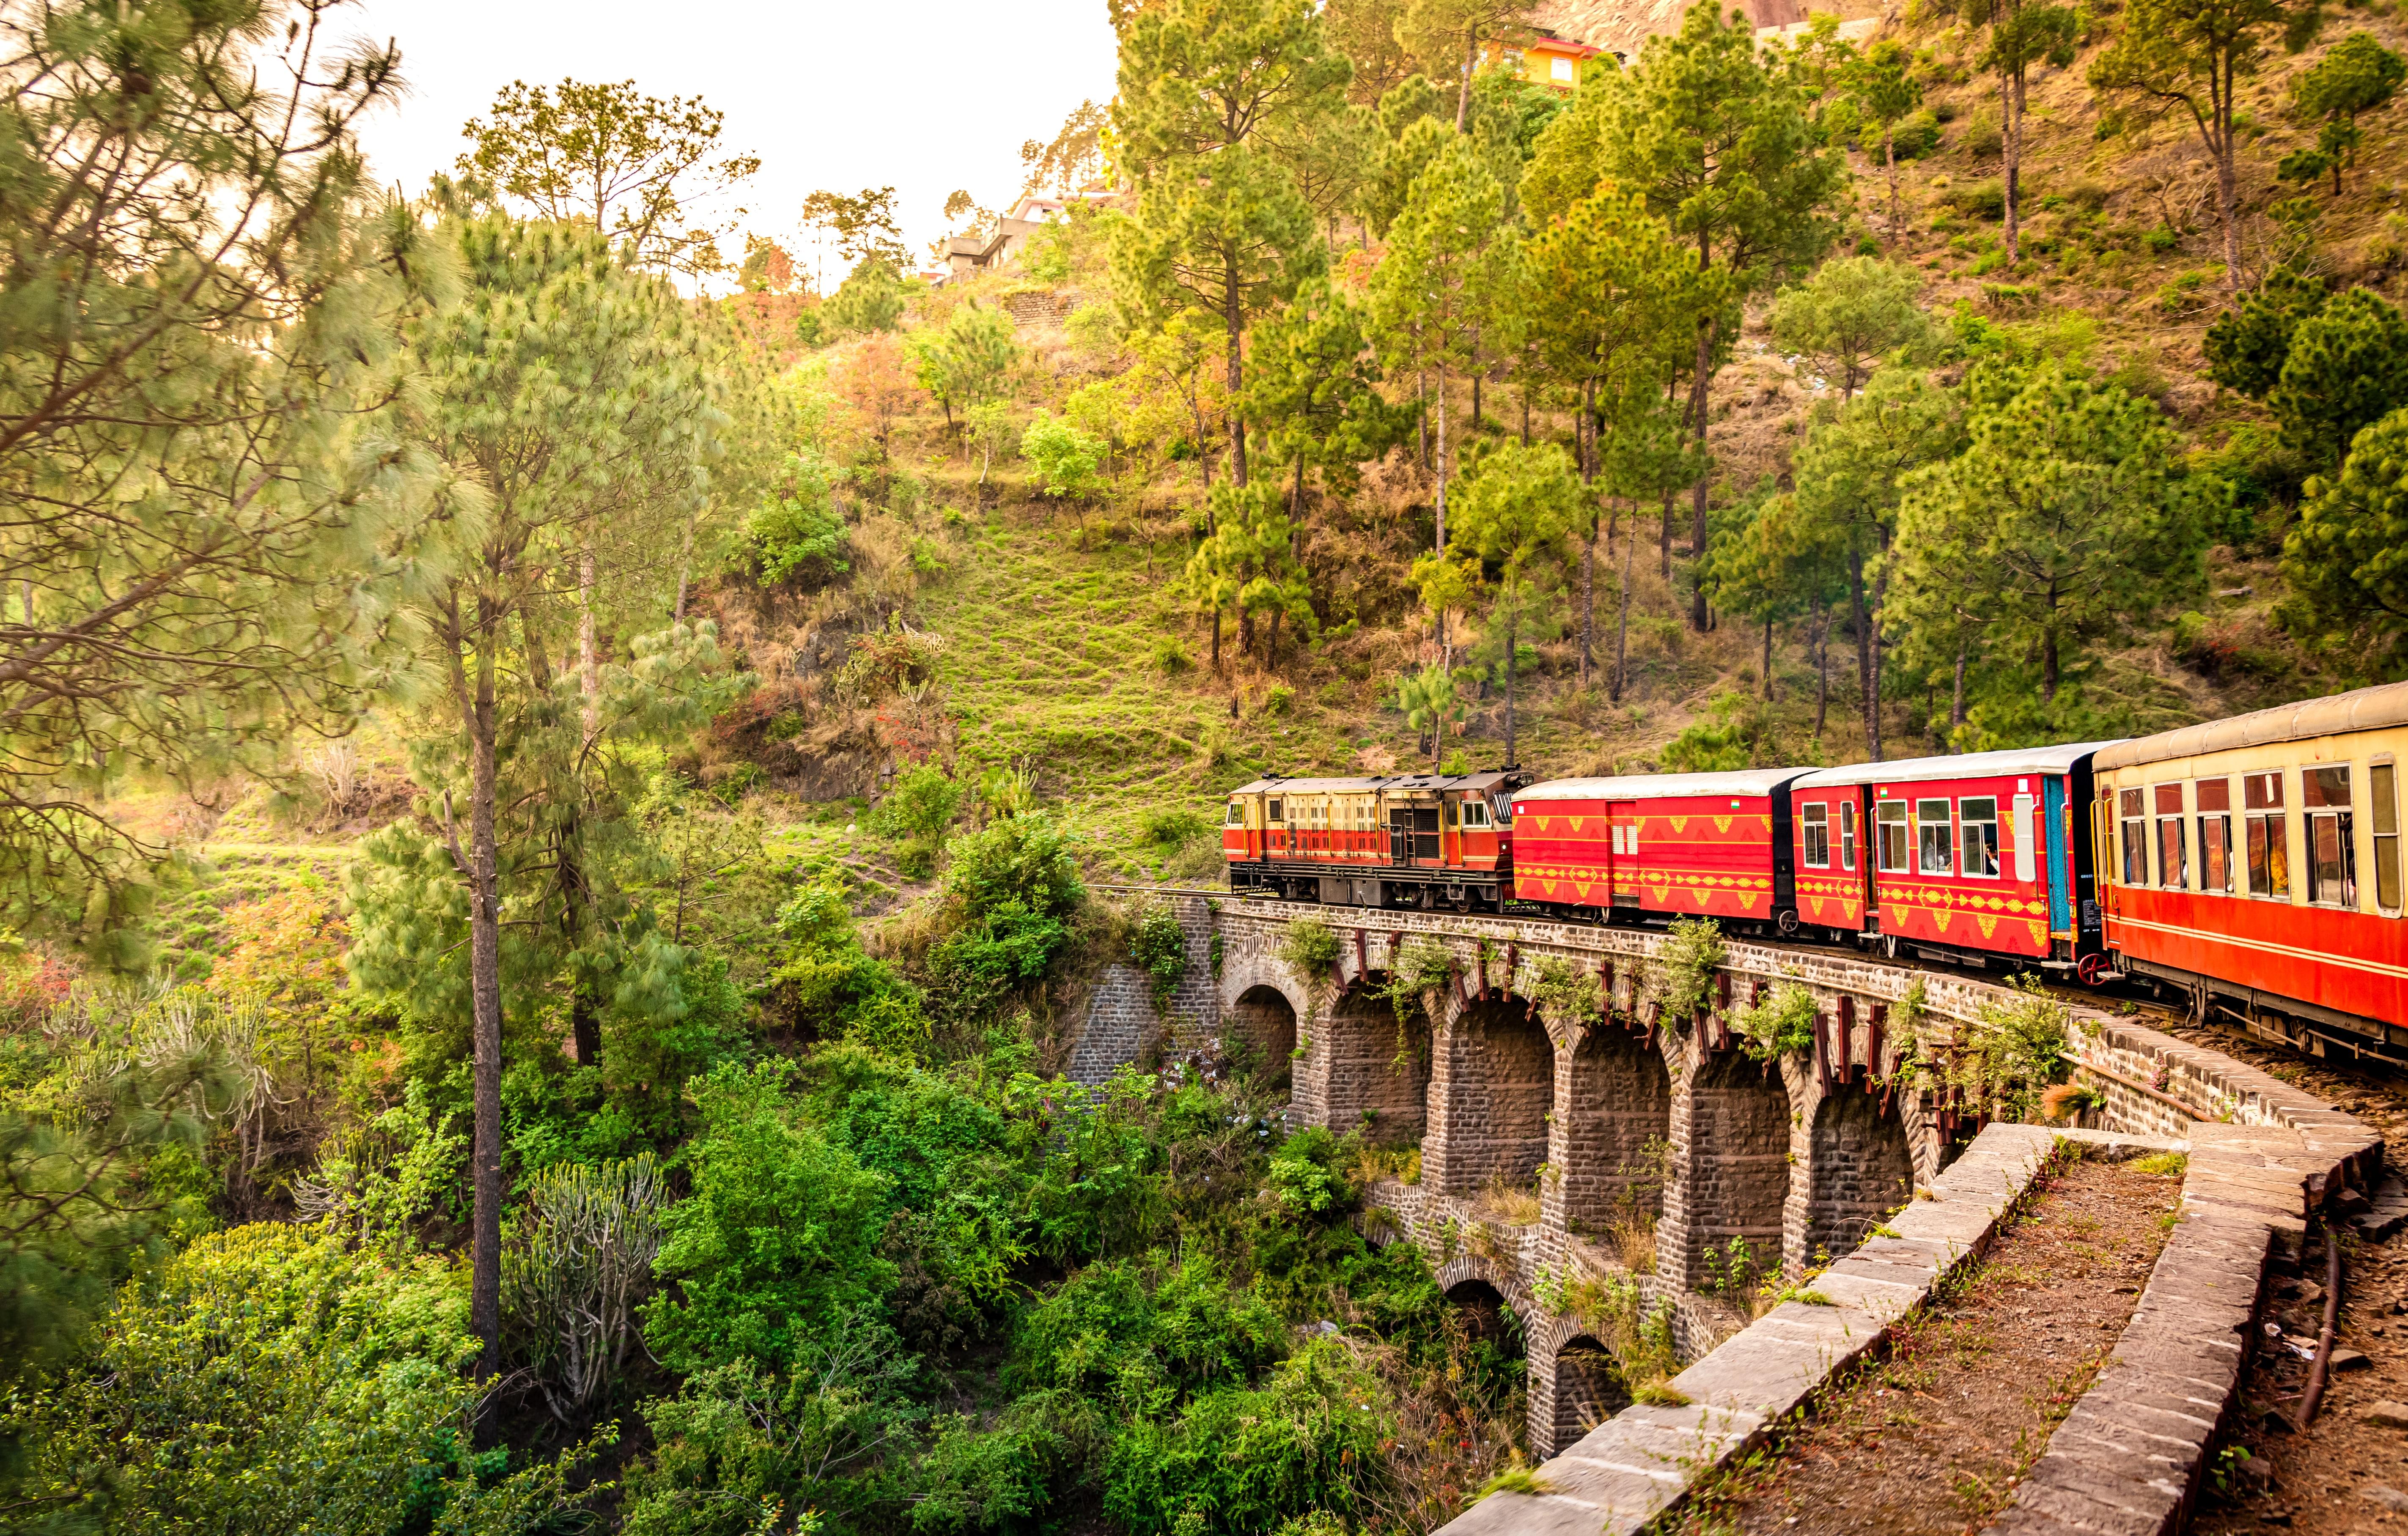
1268;607;1282;671
466;612;504;1381
1813;601;1830;735
1471;369;1482;432
1503;605;1518;768
1884;126;1900;242
1225;258;1249;485
1211;610;1222;672
1847;547;1878;761
2214;117;2243;289
1689;321;1713;631
1761;611;1774;699
579;546;600;743
1521;385;1531;446
1612;529;1634;702
1433;363;1450;656
1868;536;1892;760
674;517;695;623
2002;72;2021;267
1951;635;1969;739
1580;523;1596;688
1456;34;1475;129
1659;487;1674;580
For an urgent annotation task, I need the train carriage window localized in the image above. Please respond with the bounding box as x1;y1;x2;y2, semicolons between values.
1801;804;1830;868
1267;798;1284;823
2375;762;2401;912
2305;766;2356;907
1840;804;1858;869
1876;801;1910;872
1961;797;2000;878
2154;784;2187;890
2119;788;2148;886
2243;772;2289;899
1916;798;1954;875
2196;778;2233;894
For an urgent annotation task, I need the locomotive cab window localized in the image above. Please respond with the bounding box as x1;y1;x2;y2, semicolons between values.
1460;800;1491;830
2375;760;2401;912
2244;772;2288;899
1876;801;1910;872
2196;778;2233;894
2305;765;2355;907
1916;798;1954;875
2155;784;2187;891
1225;802;1246;828
1960;797;2000;878
2119;788;2147;886
1840;804;1858;870
1801;804;1830;868
1266;799;1284;823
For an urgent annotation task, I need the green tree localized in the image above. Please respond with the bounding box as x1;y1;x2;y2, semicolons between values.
1521;186;1719;684
1962;0;2079;266
2281;32;2407;195
1445;442;1583;765
348;211;746;1375
1395;663;1472;771
1398;0;1533;129
1237;277;1408;519
2203;263;2330;397
458;78;760;277
1791;369;1969;759
1602;2;1845;628
0;0;432;955
1892;362;2213;710
1111;0;1350;488
802;185;910;270
912;302;1022;440
1370;128;1524;607
825;257;907;335
1183;483;1315;667
2284;403;2408;670
2265;285;2408;471
1770;256;1931;403
1845;40;1925;240
2090;0;2324;288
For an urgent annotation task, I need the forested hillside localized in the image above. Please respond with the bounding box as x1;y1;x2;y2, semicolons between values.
5;0;2408;1533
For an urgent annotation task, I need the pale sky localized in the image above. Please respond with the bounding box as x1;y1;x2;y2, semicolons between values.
343;0;1120;283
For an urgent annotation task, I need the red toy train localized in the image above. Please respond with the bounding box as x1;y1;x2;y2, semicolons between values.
1222;681;2408;1064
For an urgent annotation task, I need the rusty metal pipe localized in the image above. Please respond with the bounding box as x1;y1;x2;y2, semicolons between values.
2294;1227;2344;1430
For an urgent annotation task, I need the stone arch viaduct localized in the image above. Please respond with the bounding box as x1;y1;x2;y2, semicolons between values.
1085;892;2331;1464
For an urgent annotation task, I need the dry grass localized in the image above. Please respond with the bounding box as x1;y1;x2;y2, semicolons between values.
1476;1172;1544;1228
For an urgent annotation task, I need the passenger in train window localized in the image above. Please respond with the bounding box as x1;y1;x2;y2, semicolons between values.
1801;804;1830;867
1840;804;1857;869
2376;762;2402;911
2119;788;2148;886
2196;778;2234;894
2304;766;2356;906
1877;801;1910;872
1917;798;1954;875
2243;773;2287;898
2154;784;2186;890
1961;797;2000;878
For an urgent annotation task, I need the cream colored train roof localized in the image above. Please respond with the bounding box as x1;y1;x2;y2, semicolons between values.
2092;681;2408;771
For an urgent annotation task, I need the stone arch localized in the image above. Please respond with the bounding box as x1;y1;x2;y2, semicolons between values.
1806;1083;1917;1264
1435;1254;1536;1347
1316;979;1430;1144
1216;951;1307;1028
1541;1331;1630;1454
1554;1022;1674;1240
1678;1047;1794;1289
1425;993;1556;1195
1226;984;1297;1084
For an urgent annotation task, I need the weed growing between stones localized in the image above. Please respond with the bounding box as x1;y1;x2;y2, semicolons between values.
1529;952;1603;1028
1126;900;1187;1015
1732;974;1818;1062
1648;917;1726;1029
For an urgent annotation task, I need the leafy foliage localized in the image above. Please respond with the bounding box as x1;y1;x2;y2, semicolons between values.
1647;918;1725;1026
1730;978;1819;1062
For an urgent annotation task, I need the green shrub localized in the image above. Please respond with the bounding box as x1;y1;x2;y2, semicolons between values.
1891;107;1942;159
1950;973;2074;1119
1139;806;1214;850
1021;411;1107;498
1151;635;1193;673
876;763;965;878
1731;977;1818;1062
1101;1337;1391;1535
1276;916;1342;980
1009;1253;1285;1406
1959;108;2003;159
743;452;850;585
1;1223;591;1533
946;813;1085;922
1129;902;1189;1014
1943;177;2006;219
640;1061;895;1371
1530;953;1603;1026
1648;917;1725;1026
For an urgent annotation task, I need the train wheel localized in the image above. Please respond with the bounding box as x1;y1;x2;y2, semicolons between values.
2074;952;2112;988
1776;909;1801;938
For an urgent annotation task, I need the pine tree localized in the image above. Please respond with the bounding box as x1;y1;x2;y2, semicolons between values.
1601;4;1844;630
1445;442;1582;766
1111;0;1350;488
1845;41;1925;242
